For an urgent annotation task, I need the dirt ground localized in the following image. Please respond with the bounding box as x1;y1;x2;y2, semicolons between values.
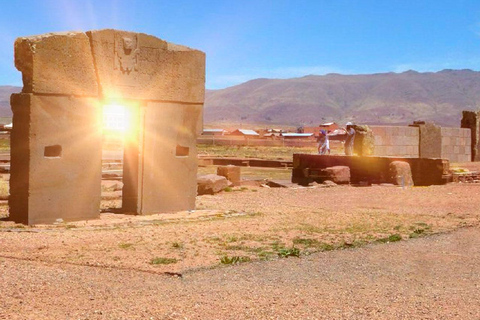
1;183;479;274
1;164;480;318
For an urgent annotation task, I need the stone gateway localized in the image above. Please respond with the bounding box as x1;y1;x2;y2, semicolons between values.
9;30;205;225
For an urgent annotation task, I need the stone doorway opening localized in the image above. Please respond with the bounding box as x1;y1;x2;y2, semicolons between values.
101;100;140;213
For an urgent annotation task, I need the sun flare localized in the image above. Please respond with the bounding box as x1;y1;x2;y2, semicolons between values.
102;104;131;133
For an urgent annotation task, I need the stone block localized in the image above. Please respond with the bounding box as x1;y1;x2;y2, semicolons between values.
389;161;414;186
197;174;230;195
324;166;350;184
292;154;449;186
374;135;383;146
375;145;386;156
461;111;477;161
217;165;241;185
408;127;419;137
14;32;98;96
386;146;394;155
9;94;102;224
418;123;442;158
87;29;205;103
123;102;202;214
371;126;385;136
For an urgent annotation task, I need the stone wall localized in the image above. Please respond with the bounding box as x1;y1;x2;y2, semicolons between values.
370;126;420;158
440;127;471;163
370;125;471;162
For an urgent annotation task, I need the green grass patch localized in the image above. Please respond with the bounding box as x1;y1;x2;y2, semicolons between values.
220;255;251;265
151;257;178;265
376;234;402;243
278;247;300;258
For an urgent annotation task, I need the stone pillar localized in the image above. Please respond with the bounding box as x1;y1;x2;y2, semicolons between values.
461;111;479;161
416;122;442;159
10;32;102;224
87;29;205;215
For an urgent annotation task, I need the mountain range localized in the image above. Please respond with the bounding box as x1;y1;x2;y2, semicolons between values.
2;69;480;127
205;69;480;127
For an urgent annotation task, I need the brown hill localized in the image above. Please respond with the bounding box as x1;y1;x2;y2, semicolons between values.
205;69;480;127
0;86;20;118
3;69;480;127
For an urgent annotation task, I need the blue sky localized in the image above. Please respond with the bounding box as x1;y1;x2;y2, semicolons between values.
0;0;480;89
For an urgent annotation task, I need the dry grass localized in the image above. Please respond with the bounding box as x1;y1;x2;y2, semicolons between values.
1;183;478;274
198;145;317;160
198;165;292;180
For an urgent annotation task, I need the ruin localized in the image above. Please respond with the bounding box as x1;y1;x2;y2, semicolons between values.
9;30;205;225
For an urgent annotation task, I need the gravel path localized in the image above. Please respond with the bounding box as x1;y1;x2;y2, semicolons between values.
1;227;479;319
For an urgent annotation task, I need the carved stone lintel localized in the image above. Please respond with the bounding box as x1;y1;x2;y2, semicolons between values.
114;33;139;73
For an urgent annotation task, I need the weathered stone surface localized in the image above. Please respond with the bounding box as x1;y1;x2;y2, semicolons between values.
123;102;202;214
389;161;414;186
14;32;98;96
324;166;350;184
353;125;375;156
461;111;479;161
87;29;205;102
9;93;102;224
10;29;205;224
292;154;449;186
217;165;241;185
197;174;229;195
417;122;442;158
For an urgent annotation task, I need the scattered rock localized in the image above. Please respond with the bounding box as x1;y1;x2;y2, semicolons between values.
322;180;337;187
389;161;414;186
217;165;241;186
265;180;292;188
239;179;265;187
197;174;230;195
102;180;123;192
324;166;350;184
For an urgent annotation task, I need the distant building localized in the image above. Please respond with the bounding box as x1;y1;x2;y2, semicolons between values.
281;133;314;139
202;129;226;136
229;129;260;137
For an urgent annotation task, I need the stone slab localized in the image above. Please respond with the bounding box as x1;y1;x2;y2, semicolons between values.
292;154;449;186
461;111;478;161
14;32;98;96
9;93;102;224
123;102;202;214
417;123;442;158
87;29;205;103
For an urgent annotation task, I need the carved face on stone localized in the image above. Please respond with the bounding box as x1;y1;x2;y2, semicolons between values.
123;37;134;54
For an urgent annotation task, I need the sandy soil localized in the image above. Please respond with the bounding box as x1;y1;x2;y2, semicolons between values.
1;226;479;319
1;183;479;273
1;182;480;318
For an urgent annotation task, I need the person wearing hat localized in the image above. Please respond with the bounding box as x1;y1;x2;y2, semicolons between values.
345;122;355;156
317;129;330;155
